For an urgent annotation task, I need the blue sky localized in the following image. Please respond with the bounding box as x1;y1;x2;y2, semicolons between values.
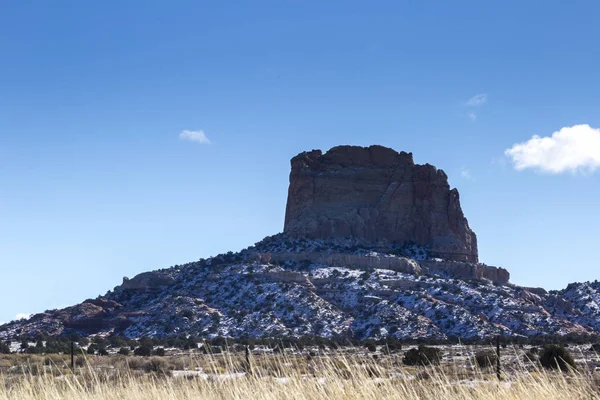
1;1;600;323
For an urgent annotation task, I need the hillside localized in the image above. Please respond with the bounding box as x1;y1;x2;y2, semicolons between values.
2;234;600;342
2;145;598;342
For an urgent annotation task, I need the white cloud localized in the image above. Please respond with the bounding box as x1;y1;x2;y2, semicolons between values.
468;112;477;121
15;313;30;320
179;130;211;144
466;93;488;107
460;167;473;180
505;124;600;173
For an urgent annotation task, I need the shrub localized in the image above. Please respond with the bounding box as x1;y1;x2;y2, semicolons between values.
118;347;130;356
181;309;194;319
539;345;576;371
403;345;442;366
134;345;153;357
109;336;128;348
153;347;165;356
0;340;10;354
144;357;171;376
126;357;145;370
44;339;70;354
474;350;498;368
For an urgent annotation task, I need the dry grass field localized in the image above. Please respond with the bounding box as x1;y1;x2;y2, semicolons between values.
1;345;599;399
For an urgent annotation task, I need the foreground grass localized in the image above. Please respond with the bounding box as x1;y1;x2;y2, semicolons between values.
1;351;599;400
1;369;598;400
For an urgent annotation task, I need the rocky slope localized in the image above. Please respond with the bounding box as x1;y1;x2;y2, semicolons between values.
1;235;599;342
1;145;597;342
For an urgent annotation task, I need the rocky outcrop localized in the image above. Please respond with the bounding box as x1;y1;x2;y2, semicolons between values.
61;303;108;331
516;290;543;306
545;294;576;315
54;298;125;332
268;251;422;275
259;251;507;284
420;260;510;284
83;298;122;310
283;145;478;262
121;272;175;292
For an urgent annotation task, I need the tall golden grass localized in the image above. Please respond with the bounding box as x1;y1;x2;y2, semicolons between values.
0;349;598;399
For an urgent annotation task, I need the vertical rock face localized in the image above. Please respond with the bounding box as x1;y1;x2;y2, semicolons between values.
283;145;479;262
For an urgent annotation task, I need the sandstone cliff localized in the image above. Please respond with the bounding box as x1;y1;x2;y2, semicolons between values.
284;145;478;262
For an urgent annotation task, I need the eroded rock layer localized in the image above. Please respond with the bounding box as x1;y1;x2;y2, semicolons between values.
284;145;478;262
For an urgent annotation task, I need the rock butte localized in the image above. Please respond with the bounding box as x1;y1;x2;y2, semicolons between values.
284;145;479;262
11;145;600;342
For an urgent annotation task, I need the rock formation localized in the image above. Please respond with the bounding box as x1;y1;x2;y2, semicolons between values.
420;260;509;284
284;145;478;262
121;272;175;292
268;251;422;275
17;145;600;344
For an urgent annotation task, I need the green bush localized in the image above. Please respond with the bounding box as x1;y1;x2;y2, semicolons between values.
474;350;498;368
109;336;128;348
539;345;576;371
402;345;442;366
134;345;153;357
0;340;10;354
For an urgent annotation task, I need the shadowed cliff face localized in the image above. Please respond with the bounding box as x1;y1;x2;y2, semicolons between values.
283;145;479;262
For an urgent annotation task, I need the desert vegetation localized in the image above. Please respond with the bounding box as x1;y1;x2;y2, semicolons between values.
1;341;599;399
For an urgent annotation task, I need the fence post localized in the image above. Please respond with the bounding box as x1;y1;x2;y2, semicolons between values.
245;345;253;376
496;335;501;380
